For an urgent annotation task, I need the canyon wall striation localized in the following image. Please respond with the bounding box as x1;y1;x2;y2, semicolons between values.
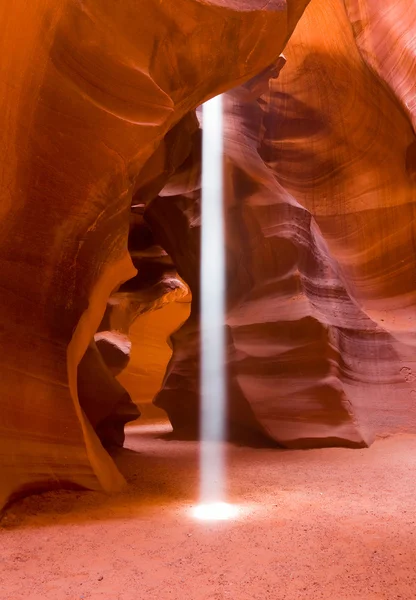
1;0;416;510
0;0;309;509
150;0;416;447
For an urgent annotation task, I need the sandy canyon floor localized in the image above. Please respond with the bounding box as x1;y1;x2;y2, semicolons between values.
1;423;416;600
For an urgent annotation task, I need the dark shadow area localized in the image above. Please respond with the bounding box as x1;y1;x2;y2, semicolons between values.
158;425;281;449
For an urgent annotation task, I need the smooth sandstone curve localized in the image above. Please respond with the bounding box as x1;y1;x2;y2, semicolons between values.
0;0;309;509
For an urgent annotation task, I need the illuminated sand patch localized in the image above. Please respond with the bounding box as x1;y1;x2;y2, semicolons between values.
191;502;240;521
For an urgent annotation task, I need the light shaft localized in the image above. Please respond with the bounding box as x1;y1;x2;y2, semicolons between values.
200;95;225;504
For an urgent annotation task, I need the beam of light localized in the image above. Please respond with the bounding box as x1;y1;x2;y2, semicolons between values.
198;94;229;515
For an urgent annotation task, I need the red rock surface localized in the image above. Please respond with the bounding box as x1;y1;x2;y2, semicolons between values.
149;0;416;447
2;0;416;510
0;0;309;509
97;211;191;421
265;0;416;437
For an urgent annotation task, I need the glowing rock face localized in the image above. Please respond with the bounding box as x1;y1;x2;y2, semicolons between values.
192;503;240;522
0;0;309;510
2;0;416;513
151;0;416;449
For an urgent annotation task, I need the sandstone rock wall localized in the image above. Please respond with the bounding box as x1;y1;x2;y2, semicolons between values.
149;0;416;447
2;0;415;511
0;0;307;509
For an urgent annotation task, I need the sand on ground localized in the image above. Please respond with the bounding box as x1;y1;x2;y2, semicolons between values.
1;423;416;600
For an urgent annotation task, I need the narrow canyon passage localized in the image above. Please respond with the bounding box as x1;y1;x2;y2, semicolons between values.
2;0;416;598
1;422;416;600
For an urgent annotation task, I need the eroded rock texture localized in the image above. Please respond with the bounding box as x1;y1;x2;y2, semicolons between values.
2;0;416;510
97;210;191;421
0;0;309;509
149;0;416;447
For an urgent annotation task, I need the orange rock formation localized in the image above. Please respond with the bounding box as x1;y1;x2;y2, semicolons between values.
151;0;416;447
1;0;416;510
0;0;309;509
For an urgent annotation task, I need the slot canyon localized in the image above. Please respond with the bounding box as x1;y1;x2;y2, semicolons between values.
1;1;416;598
